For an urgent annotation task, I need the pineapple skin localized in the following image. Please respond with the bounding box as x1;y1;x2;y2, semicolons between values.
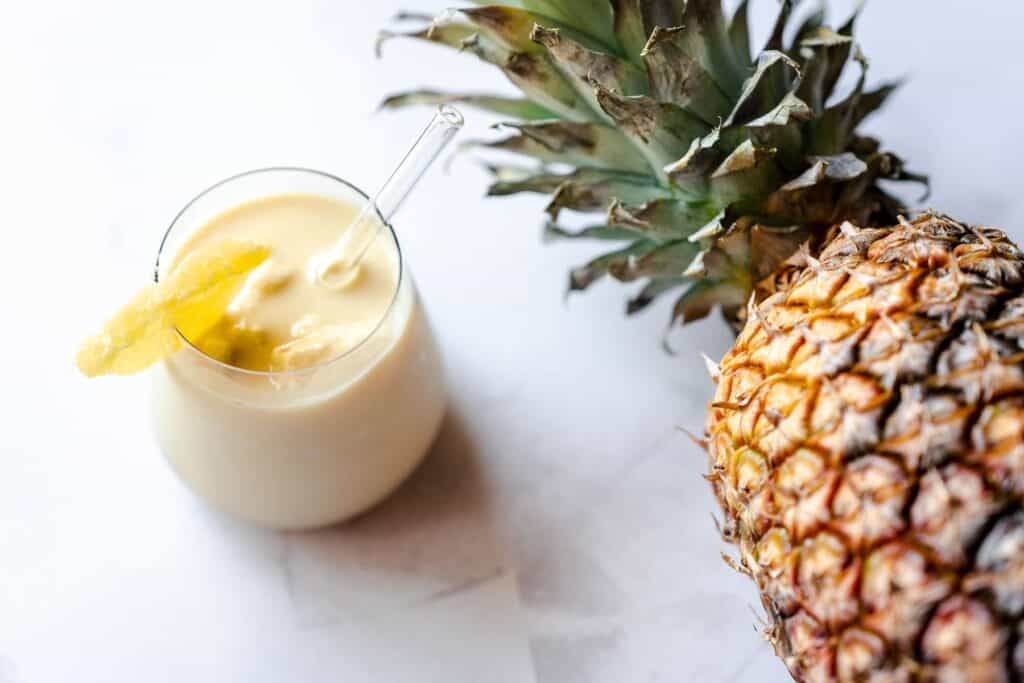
706;214;1024;682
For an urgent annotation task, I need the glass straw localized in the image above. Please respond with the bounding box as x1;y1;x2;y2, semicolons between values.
315;105;464;288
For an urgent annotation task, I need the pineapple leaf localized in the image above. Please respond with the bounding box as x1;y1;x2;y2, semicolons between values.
568;237;697;290
796;19;857;113
664;124;747;190
854;82;902;127
709;145;783;210
466;0;618;54
531;24;648;94
781;153;868;191
376;18;480;59
728;0;752;66
747;91;813;128
569;241;657;290
544;169;673;218
641;26;736;124
670;279;747;326
499;51;594;121
790;5;827;50
763;0;794;52
487;167;670;218
607;198;718;240
593;86;709;168
483;121;650;173
378;14;588;121
486;167;568;195
665;127;723;190
381;0;927;332
379;90;558;120
809;50;867;155
638;0;688;33
746;91;812;170
543;222;639;242
626;277;686;314
610;0;648;62
675;0;749;94
712;140;777;179
620;238;700;280
461;6;612;54
724;51;800;127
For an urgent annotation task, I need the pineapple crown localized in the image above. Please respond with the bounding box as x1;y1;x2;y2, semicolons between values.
379;0;925;328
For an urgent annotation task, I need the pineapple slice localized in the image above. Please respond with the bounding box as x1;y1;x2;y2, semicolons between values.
76;240;270;377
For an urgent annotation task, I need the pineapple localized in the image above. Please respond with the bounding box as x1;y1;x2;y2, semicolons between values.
706;213;1024;682
380;1;1023;681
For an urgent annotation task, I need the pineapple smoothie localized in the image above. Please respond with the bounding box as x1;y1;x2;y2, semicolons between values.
149;169;445;529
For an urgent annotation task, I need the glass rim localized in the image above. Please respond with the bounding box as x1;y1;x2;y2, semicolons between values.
154;166;405;378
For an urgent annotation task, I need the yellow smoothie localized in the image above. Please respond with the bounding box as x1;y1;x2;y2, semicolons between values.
150;173;445;529
171;193;398;372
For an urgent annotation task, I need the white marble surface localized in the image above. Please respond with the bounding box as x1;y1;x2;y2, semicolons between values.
2;1;1023;681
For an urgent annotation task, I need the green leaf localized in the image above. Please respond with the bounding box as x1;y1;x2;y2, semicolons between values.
466;0;619;53
638;0;687;34
531;24;648;94
728;0;752;66
500;51;595;121
593;86;709;168
378;14;588;121
486;167;670;219
377;18;480;59
484;120;650;173
724;51;800;127
745;91;813;170
763;0;794;52
709;144;783;211
711;140;777;179
780;152;868;191
486;167;568;196
610;0;648;61
607;198;718;240
686;209;729;249
543;222;639;242
460;7;546;53
809;49;867;155
674;0;749;94
669;279;747;327
641;26;735;124
796;6;860;112
569;238;697;291
461;6;614;54
569;241;656;290
854;82;902;128
615;238;700;281
790;5;827;50
379;90;558;120
746;91;813;128
797;33;853;113
627;277;686;314
664;126;723;188
543;168;673;218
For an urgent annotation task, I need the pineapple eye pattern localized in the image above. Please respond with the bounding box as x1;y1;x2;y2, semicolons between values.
708;215;1024;682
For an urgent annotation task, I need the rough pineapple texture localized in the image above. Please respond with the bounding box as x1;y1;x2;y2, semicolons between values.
706;214;1024;682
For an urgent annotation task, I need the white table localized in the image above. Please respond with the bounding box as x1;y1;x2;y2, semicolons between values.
3;2;1023;681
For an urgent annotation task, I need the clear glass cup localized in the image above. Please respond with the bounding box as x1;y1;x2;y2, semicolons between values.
150;168;446;530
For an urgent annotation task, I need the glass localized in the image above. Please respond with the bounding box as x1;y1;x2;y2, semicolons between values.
150;168;446;529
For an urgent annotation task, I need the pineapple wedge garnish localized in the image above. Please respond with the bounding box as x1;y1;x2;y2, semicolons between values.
76;240;270;377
